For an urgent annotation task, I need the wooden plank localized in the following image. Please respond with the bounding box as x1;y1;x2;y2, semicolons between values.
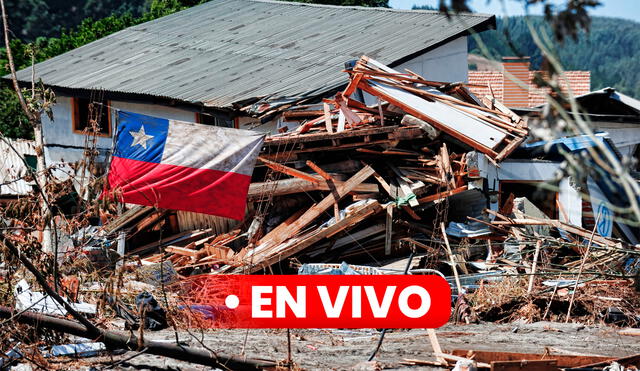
323;102;333;133
485;214;624;249
128;229;210;256
441;222;462;295
427;329;446;365
247;178;378;199
417;186;468;203
494;135;527;162
258;157;320;184
281;110;324;120
305;160;333;181
264;125;400;145
620;328;640;336
401;205;421;221
343;72;363;96
481;95;523;124
527;240;542;294
335;92;362;126
243;200;382;273
257;165;375;249
389;164;419;207
385;204;393;255
439;143;456;190
306;160;340;221
357;80;501;157
491;359;558;371
451;350;614;368
165;246;199;257
373;172;393;196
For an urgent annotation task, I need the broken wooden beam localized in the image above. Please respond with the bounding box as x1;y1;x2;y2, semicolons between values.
258;157;320;184
257;165;376;249
247;177;378;199
242;200;382;273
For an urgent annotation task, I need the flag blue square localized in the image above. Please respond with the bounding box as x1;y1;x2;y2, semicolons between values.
114;111;169;163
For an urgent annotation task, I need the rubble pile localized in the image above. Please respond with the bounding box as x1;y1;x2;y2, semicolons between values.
0;56;638;370
69;57;637;318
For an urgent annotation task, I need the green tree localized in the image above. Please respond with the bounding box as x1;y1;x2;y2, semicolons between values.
0;0;207;138
5;0;148;42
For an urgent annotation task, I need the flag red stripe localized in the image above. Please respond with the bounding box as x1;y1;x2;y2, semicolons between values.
108;156;249;220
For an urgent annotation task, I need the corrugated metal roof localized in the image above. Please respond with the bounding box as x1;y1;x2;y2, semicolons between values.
12;0;494;109
0;138;36;196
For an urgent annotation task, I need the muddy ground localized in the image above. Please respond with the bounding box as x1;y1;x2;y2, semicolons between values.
38;321;640;370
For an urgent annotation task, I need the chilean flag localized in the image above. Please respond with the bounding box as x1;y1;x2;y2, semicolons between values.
106;111;264;220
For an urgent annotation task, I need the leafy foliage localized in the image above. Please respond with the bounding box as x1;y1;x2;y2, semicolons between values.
0;0;206;138
5;0;149;42
0;87;31;138
468;16;640;98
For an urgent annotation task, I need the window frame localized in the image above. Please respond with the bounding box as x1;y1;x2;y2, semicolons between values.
71;97;112;137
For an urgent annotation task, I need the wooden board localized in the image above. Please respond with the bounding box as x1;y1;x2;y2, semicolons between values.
257;165;375;249
451;350;614;368
491;360;558;371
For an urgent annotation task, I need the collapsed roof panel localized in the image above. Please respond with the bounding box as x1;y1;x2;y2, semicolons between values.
346;56;529;161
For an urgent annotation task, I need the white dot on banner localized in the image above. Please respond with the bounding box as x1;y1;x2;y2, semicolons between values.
225;294;239;309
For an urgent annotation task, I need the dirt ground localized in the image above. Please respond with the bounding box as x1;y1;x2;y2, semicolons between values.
40;321;640;370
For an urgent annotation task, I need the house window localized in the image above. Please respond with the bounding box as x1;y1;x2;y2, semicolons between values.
195;112;233;128
72;98;111;136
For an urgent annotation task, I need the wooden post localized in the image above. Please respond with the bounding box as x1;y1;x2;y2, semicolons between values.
440;222;462;295
566;210;602;322
527;239;542;294
385;204;393;255
427;329;446;364
323;102;333;133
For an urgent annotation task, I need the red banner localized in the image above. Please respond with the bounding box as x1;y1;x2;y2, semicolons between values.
182;275;451;328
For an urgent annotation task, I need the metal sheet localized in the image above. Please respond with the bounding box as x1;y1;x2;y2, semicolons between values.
0;138;36;196
10;0;493;109
368;80;508;149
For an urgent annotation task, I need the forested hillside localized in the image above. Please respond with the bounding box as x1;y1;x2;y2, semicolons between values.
468;16;640;98
5;0;149;41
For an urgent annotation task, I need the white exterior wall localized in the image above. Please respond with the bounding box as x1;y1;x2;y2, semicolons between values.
42;95;200;167
395;36;468;83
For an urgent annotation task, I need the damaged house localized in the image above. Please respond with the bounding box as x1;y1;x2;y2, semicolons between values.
460;57;638;244
8;0;495;174
3;0;636;282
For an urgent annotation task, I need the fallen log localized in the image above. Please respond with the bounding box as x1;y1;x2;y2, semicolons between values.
0;306;277;370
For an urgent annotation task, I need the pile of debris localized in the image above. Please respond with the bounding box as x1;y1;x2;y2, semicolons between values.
97;56;532;278
1;55;638;370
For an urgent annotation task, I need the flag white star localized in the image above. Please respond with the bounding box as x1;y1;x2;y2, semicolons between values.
129;125;154;149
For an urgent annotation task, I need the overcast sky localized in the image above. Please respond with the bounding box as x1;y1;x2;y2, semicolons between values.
389;0;639;22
